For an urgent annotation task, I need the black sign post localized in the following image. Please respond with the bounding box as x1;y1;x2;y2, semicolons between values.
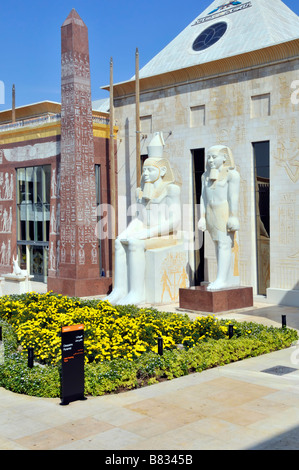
0;326;4;365
60;324;86;406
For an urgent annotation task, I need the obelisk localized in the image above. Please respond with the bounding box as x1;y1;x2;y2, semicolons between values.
48;9;103;296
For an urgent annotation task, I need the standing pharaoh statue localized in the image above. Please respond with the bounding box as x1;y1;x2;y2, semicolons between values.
198;145;240;290
105;132;182;305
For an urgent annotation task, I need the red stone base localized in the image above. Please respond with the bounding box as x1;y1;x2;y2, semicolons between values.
179;285;253;313
47;276;112;298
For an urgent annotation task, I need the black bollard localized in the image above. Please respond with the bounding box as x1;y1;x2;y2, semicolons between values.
28;347;34;368
158;337;163;356
0;327;3;365
228;324;234;339
282;315;287;328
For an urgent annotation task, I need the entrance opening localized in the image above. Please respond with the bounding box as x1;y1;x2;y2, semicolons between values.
95;164;102;274
16;165;51;282
192;148;205;285
253;141;270;295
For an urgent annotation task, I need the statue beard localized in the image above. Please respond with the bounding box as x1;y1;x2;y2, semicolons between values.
141;181;155;200
209;168;219;180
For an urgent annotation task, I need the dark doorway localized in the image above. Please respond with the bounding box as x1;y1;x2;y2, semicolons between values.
192;148;205;285
253;141;270;295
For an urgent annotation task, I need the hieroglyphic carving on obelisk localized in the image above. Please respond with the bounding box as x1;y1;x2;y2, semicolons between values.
51;9;100;291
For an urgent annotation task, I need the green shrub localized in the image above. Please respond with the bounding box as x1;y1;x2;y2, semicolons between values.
0;294;297;398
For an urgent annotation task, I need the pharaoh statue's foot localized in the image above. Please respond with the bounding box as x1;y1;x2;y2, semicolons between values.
116;291;145;306
103;289;126;305
207;279;228;291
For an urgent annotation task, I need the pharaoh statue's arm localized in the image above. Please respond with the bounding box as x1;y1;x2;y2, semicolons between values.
132;184;181;240
150;184;181;238
227;169;240;232
116;186;146;240
118;218;144;240
198;173;207;232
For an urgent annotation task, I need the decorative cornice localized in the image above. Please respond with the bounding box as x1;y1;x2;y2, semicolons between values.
0;121;61;145
93;122;118;140
105;39;299;99
0;121;118;145
0;101;61;124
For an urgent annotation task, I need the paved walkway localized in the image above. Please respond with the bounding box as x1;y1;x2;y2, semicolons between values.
1;292;299;450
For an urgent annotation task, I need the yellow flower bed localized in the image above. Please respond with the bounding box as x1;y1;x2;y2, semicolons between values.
0;292;231;365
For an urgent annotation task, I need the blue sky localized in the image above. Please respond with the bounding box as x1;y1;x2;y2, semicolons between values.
0;0;299;110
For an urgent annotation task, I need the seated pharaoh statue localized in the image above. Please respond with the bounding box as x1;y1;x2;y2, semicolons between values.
105;132;182;305
198;145;241;291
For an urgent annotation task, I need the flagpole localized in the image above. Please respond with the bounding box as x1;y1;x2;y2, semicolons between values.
12;84;16;123
135;48;141;187
110;57;116;284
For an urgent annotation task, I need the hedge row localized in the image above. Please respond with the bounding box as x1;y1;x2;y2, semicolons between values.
0;316;297;398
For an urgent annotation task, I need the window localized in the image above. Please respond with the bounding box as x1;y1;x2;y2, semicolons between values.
140;115;152;136
192;22;228;52
17;165;51;243
95;164;102;274
251;94;271;118
16;165;51;282
190;105;206;127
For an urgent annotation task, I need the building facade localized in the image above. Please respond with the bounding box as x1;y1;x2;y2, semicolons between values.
108;0;299;306
0;1;298;306
0;10;119;297
0;100;114;294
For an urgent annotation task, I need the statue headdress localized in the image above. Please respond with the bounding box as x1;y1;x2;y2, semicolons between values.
141;132;182;186
207;145;235;169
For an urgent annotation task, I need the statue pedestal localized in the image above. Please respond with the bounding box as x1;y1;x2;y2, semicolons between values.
2;274;34;295
48;276;112;298
145;243;189;304
179;285;253;313
0;277;4;296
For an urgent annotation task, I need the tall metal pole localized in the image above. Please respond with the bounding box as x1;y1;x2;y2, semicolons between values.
12;84;16;123
110;57;116;283
135;48;141;187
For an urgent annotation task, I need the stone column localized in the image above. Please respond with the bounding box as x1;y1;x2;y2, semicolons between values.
48;9;111;297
